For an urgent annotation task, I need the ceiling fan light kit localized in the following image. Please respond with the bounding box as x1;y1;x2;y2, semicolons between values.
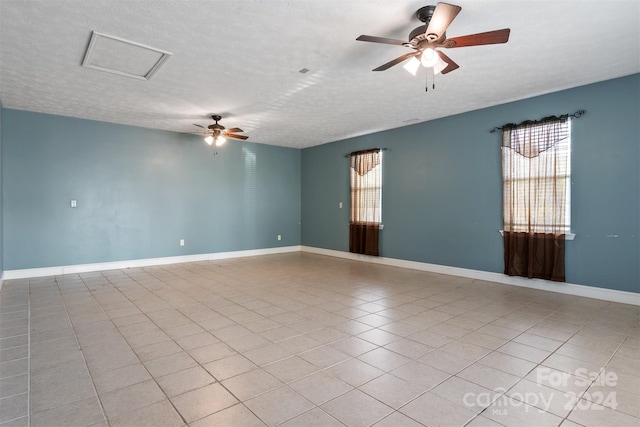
193;114;248;150
356;2;510;91
420;48;439;67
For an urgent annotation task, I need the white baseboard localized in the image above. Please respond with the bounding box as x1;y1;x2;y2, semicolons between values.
3;245;637;306
300;246;640;306
2;246;301;281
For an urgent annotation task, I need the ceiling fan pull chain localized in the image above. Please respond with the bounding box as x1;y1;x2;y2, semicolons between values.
425;67;435;92
432;67;435;90
425;69;429;92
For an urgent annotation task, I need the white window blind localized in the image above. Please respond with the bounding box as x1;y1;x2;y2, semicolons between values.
502;118;571;234
350;150;382;225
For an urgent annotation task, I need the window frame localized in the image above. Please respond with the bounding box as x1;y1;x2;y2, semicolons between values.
350;150;383;227
501;118;574;239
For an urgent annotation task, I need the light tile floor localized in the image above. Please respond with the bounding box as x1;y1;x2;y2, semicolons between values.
0;252;638;427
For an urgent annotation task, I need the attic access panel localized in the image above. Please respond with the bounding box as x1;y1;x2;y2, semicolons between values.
82;31;172;80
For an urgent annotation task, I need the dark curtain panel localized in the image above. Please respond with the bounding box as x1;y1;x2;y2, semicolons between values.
503;232;565;281
349;149;381;256
349;223;380;256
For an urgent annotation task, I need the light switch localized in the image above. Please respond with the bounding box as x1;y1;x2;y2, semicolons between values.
339;202;343;208
70;200;77;208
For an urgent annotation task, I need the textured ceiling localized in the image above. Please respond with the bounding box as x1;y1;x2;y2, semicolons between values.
0;0;639;148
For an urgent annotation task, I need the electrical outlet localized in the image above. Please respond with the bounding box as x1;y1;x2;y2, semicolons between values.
277;235;282;241
70;200;77;208
180;239;185;246
339;202;343;208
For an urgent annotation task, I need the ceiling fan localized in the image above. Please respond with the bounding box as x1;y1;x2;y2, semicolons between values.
193;115;248;147
356;2;510;77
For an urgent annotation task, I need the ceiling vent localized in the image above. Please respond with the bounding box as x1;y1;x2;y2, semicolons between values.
82;31;172;81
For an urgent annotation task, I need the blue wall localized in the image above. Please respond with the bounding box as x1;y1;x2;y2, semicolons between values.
2;110;301;270
301;74;640;293
0;103;3;276
2;75;638;294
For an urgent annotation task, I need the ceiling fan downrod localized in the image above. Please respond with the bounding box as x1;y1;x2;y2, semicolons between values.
415;5;436;23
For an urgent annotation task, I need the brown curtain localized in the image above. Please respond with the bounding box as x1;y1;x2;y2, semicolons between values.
503;232;565;281
349;149;381;256
349;223;380;256
502;117;569;281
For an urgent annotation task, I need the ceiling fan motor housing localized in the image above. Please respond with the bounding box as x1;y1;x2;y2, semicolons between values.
208;115;225;131
409;25;428;42
408;5;444;46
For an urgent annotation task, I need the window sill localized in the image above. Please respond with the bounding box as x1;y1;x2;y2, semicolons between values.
498;230;575;240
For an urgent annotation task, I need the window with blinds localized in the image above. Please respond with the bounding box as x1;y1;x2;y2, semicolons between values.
502;118;571;234
350;150;382;225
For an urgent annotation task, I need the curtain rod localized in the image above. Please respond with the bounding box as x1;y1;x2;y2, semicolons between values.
490;109;586;133
344;148;388;158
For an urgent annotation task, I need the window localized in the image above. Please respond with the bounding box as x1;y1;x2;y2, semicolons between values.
349;149;382;256
502;118;571;234
350;150;382;225
501;115;571;282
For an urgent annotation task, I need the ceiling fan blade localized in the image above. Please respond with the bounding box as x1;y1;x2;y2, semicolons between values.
193;123;206;129
227;134;249;140
373;52;417;71
425;2;462;41
443;28;510;48
225;127;244;133
436;50;459;74
356;35;407;46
